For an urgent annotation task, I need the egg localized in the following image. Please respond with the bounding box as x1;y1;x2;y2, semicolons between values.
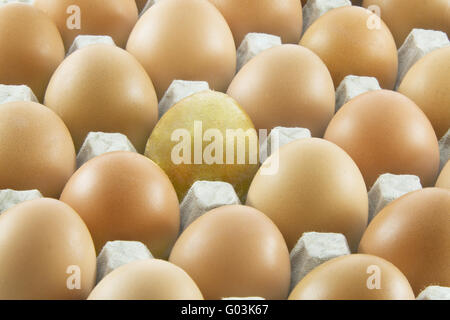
301;0;362;5
169;205;290;300
0;3;64;101
60;151;180;259
300;6;398;89
289;254;415;300
44;44;158;152
227;44;335;137
88;259;203;300
436;162;450;190
324;90;439;188
398;46;450;139
359;188;450;295
246;138;368;252
0;198;96;299
208;0;303;46
34;0;138;50
145;90;259;201
0;101;75;198
126;0;236;99
363;0;450;47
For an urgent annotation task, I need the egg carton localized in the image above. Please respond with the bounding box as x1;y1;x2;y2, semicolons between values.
96;240;153;283
67;35;116;56
368;173;422;222
335;75;381;111
236;33;281;72
396;29;449;89
0;84;38;104
180;181;240;232
439;129;450;172
76;132;137;168
290;232;350;291
259;127;311;163
158;80;209;118
0;189;42;214
302;0;351;34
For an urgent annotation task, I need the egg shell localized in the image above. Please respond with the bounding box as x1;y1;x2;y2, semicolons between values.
145;90;259;202
169;205;291;300
0;198;96;299
88;259;203;300
436;161;450;190
44;44;158;153
300;6;398;89
227;44;335;137
246;138;368;252
34;0;138;50
0;3;64;101
60;151;180;259
359;188;450;295
324;90;440;188
208;0;303;46
0;101;75;198
126;0;236;100
398;46;450;140
363;0;450;47
289;254;415;300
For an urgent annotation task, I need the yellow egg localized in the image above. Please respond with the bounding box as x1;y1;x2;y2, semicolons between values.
145;90;259;201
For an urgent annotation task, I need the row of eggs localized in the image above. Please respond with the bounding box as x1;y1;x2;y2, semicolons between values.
0;0;448;299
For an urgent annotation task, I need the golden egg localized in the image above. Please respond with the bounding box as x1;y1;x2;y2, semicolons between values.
208;0;303;46
88;259;203;300
0;198;96;299
398;46;450;139
60;151;180;259
363;0;450;47
227;44;335;137
126;0;236;99
246;138;368;252
0;3;64;101
44;44;158;153
0;101;75;198
169;205;290;300
289;254;415;300
145;90;259;201
324;90;439;188
300;6;398;89
34;0;138;50
359;188;450;295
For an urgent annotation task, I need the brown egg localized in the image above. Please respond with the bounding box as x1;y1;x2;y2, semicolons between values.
126;0;236;99
44;44;158;153
88;259;203;300
0;3;64;101
34;0;138;50
300;6;398;89
208;0;302;46
289;254;415;300
246;138;368;251
436;162;450;190
60;151;179;259
0;101;75;198
0;198;96;299
359;188;450;295
363;0;450;47
324;90;440;188
227;44;335;137
398;46;450;139
169;205;290;300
